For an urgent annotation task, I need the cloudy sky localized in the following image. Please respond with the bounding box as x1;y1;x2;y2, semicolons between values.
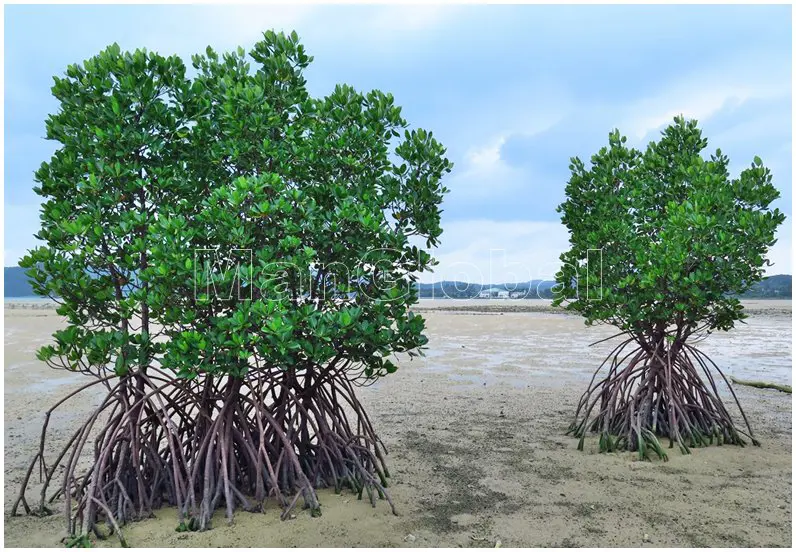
5;4;792;283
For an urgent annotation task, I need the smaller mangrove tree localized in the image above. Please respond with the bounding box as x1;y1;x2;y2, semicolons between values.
554;117;785;459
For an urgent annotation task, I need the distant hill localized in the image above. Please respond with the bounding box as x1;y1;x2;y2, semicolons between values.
4;265;792;299
416;280;557;299
416;275;793;300
737;274;792;299
4;266;38;297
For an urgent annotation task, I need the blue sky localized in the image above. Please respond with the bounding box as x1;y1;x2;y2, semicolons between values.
5;4;792;282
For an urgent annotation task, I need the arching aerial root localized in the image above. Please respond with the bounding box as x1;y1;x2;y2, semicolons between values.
11;369;197;544
13;364;395;544
569;336;759;461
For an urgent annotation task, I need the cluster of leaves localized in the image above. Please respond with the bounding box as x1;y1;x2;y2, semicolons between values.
22;44;189;375
554;116;785;335
22;30;452;385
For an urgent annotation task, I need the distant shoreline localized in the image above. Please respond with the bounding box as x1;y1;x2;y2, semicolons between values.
4;297;58;309
6;296;791;316
414;298;792;317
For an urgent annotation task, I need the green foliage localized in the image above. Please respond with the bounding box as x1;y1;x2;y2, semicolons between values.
152;32;451;382
554;116;785;335
20;44;189;375
175;518;200;532
21;31;452;385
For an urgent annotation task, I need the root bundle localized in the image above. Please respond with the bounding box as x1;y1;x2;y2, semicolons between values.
570;334;758;460
12;361;393;544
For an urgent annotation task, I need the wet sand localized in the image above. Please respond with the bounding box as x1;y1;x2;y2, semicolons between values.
4;300;792;547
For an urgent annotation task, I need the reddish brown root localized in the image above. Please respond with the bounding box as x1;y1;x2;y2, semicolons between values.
13;369;198;544
188;367;394;530
15;360;395;542
570;336;758;460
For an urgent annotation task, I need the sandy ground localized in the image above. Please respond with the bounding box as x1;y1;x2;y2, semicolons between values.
3;300;792;547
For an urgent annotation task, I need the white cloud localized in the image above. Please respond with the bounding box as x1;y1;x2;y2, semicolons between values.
138;4;461;60
135;5;314;57
444;119;562;203
200;5;314;41
464;135;506;170
619;52;791;141
440;134;525;203
441;78;573;159
366;4;453;33
425;217;791;283
425;219;570;284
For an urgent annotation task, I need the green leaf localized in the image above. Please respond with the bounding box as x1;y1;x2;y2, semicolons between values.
114;354;128;376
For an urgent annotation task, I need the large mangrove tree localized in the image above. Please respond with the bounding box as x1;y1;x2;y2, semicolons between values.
13;31;451;543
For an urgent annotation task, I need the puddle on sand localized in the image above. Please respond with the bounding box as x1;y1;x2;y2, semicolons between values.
698;315;792;385
410;311;792;388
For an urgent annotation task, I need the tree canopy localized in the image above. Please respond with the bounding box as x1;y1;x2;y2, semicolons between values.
153;32;451;383
555;116;785;335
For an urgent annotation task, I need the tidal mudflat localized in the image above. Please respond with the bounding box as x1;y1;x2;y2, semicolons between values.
4;300;791;547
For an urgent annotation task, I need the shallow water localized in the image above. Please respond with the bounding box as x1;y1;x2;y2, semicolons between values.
412;309;792;388
700;314;792;385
